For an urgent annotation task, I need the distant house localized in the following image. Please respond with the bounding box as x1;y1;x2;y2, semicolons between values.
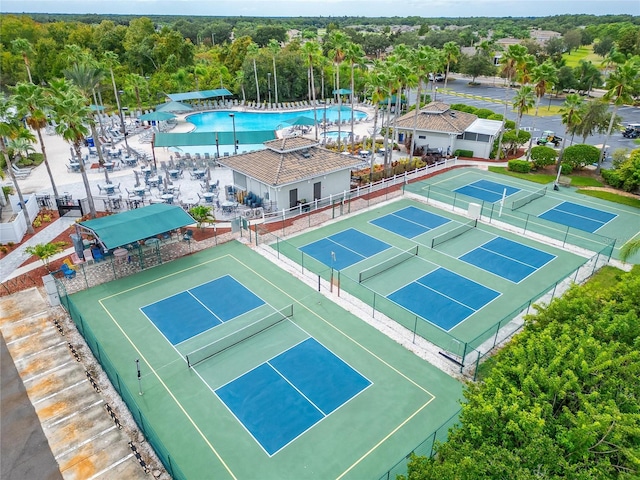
217;137;363;210
393;102;503;159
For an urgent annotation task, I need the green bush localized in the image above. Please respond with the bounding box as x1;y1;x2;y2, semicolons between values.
475;108;495;119
560;163;573;174
562;144;600;170
504;119;516;129
450;104;476;113
454;149;474;158
508;159;531;173
488;113;504;121
530;145;557;169
601;169;623;188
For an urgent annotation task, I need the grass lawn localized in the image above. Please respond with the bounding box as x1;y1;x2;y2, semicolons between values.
563;45;602;68
489;166;640;208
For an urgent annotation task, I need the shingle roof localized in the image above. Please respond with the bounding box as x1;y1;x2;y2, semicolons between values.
218;137;363;187
394;102;477;134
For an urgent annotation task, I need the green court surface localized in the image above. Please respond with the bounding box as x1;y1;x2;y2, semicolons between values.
272;196;590;355
408;168;639;263
64;241;462;480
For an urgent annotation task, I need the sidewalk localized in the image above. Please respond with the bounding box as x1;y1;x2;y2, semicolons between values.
0;214;77;283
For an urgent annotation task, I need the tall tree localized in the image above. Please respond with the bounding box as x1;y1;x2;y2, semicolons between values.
267;39;280;106
526;61;558;162
103;51;131;153
49;79;97;218
344;42;365;153
494;44;528;159
597;58;640;172
11;82;60;198
364;67;387;181
556;93;584;178
409;46;439;160
512;85;535;134
246;42;261;104
327;31;350;150
11;38;34;84
442;41;461;89
0;94;34;234
302;40;322;141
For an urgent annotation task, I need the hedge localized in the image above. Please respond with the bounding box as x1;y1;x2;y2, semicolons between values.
454;149;474;158
508;159;531;173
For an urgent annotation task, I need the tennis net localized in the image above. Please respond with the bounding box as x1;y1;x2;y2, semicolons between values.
431;219;477;248
358;245;419;283
511;186;547;210
186;304;294;368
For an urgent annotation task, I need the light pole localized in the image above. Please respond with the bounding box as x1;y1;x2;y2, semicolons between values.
267;73;272;106
434;87;438;102
215;132;220;159
229;113;238;154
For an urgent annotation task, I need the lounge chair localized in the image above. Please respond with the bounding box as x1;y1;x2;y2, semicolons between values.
60;263;76;279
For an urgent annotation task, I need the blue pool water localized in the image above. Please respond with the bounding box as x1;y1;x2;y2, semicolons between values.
187;107;366;133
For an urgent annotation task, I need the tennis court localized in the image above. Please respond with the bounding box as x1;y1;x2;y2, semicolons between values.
299;228;390;269
538;201;617;233
63;241;463;479
454;179;520;203
408;168;639;262
276;197;588;347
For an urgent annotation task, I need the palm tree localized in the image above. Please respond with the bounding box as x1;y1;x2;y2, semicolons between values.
512;85;535;133
234;70;247;104
344;42;365;153
302;40;322;141
526;61;558;162
620;238;640;263
327;31;350;150
555;93;584;179
364;68;387;181
0;94;34;233
597;58;640;172
64;62;110;182
409;45;439;160
49;79;97;218
104;52;131;153
442;41;461;89
267;39;280;106
11;82;60;198
246;42;261;104
11;38;34;84
494;44;528;159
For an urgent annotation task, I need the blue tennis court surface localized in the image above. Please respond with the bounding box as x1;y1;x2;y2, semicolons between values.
538;201;617;233
141;275;264;344
460;237;555;283
299;228;390;269
216;337;371;456
388;268;500;331
454;179;520;203
370;206;451;238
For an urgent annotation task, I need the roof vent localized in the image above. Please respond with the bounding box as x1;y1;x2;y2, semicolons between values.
302;152;311;158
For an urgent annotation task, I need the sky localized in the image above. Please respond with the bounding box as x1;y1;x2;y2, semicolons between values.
3;0;639;17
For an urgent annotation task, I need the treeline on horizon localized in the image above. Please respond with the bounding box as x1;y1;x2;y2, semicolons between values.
11;12;640;31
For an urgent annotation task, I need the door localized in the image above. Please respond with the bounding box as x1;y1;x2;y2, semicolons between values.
313;182;321;201
289;188;298;208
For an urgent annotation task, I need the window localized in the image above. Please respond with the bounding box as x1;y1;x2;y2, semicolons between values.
418;135;426;139
477;134;490;143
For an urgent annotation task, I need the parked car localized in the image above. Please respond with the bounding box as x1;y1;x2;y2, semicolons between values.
622;124;640;139
429;73;445;82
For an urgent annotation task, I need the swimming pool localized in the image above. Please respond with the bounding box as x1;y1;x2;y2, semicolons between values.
187;107;366;133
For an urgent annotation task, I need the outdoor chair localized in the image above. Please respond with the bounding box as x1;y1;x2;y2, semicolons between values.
182;229;193;242
91;247;105;262
60;263;76;279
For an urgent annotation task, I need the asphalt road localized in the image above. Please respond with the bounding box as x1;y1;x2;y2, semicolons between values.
423;77;640;168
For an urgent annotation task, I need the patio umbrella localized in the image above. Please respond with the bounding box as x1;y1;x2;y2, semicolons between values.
156;101;194;113
138;111;176;122
285;116;317;127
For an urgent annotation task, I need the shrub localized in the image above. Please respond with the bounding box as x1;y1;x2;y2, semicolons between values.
454;149;474;158
504;119;516;129
560;163;573;174
601;169;623;188
475;108;495;119
562;144;600;170
450;103;474;112
508;159;531;173
530;145;557;169
488;113;504;121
